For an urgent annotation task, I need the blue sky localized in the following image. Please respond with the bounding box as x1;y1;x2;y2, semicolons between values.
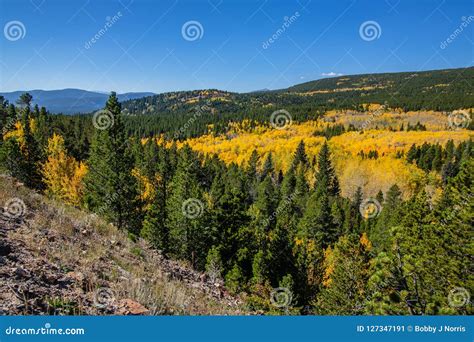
0;0;473;93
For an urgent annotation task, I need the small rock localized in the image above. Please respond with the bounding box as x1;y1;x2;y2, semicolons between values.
0;241;11;256
65;271;85;283
116;299;149;315
14;267;30;278
43;272;58;284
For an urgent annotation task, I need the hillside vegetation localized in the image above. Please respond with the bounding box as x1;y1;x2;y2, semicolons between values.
0;175;244;315
116;67;474;138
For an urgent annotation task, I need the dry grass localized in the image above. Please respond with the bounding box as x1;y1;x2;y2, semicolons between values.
0;175;245;315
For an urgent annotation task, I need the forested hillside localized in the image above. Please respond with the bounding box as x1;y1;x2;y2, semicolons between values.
0;78;472;315
116;67;474;138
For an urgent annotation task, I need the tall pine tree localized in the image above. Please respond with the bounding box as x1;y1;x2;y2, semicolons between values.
84;92;141;233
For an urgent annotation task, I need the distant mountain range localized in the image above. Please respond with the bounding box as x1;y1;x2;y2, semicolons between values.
0;89;155;114
1;67;473;115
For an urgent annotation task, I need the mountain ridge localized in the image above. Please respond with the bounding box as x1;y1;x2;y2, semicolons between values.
2;66;473;115
0;89;155;114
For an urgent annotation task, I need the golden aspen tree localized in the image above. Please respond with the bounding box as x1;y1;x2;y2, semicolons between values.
42;133;87;206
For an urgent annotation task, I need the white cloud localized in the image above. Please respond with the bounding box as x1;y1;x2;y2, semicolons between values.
321;72;343;77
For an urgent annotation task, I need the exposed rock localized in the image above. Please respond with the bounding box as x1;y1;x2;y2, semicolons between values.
65;271;85;283
0;241;11;256
116;299;150;315
14;267;30;278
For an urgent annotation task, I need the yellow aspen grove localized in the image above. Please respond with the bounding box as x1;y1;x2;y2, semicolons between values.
2;118;37;145
42;133;87;206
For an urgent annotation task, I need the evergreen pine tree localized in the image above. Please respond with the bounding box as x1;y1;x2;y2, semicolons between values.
140;141;173;254
84;92;141;233
371;184;402;251
375;190;384;204
20;105;43;188
298;185;336;247
261;152;274;181
315;141;340;196
245;149;260;202
292;140;308;168
166;144;209;269
252;175;278;247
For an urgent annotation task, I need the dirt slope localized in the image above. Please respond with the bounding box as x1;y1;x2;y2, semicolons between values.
0;175;245;315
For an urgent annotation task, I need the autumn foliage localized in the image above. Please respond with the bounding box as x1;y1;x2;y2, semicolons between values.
42;133;87;206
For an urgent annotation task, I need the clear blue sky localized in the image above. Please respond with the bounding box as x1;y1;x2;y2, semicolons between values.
0;0;473;93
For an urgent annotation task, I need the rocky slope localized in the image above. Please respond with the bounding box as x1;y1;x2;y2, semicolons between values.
0;175;244;315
